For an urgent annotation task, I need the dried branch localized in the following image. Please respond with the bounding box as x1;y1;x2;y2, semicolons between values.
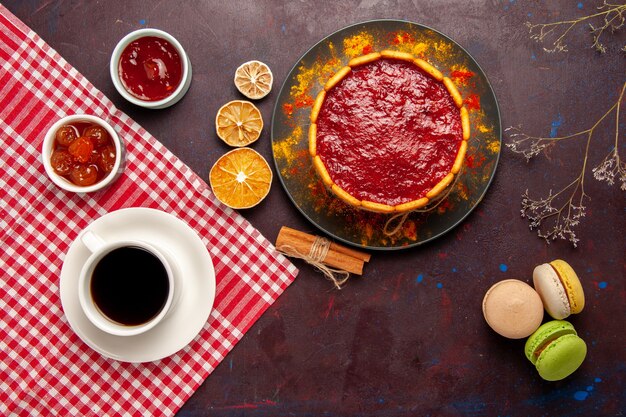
592;82;626;189
505;81;626;246
505;127;581;161
519;135;591;248
526;1;626;53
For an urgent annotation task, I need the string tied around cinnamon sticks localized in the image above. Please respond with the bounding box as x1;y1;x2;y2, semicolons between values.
279;237;349;289
276;226;370;289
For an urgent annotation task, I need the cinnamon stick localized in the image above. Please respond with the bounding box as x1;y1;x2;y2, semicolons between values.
275;226;370;275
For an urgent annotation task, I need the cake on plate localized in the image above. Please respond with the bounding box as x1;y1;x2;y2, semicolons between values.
309;50;470;213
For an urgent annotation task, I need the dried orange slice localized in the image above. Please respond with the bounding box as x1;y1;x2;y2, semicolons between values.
209;147;272;209
215;100;263;147
234;60;273;99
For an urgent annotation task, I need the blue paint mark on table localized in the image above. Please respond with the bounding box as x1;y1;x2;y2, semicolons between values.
574;390;589;401
550;114;563;138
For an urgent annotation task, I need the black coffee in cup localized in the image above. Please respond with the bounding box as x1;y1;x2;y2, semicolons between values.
90;246;169;326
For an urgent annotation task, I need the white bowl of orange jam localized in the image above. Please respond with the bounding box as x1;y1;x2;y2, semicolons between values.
42;114;125;193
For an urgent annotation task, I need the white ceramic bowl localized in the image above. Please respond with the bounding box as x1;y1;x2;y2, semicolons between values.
110;28;192;109
42;114;125;193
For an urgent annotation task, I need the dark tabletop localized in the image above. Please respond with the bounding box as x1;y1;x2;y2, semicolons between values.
5;1;625;416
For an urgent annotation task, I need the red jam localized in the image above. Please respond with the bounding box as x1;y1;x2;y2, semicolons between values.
316;58;463;206
118;36;182;101
50;122;116;187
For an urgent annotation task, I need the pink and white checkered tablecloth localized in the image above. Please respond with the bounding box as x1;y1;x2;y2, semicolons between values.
0;5;298;416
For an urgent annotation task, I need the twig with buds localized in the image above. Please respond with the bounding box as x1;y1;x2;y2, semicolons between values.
526;1;626;53
505;82;625;246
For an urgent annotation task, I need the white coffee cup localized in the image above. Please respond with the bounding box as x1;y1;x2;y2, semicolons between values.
78;230;176;336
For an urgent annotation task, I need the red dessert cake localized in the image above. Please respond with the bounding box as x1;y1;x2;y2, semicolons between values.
309;50;470;213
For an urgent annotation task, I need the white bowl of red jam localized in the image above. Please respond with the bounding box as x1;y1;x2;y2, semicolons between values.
42;114;125;193
110;28;192;109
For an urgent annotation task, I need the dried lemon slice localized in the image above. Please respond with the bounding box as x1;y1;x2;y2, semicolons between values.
215;100;263;147
234;60;273;100
209;147;272;209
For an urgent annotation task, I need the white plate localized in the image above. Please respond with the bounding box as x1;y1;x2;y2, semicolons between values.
60;207;215;363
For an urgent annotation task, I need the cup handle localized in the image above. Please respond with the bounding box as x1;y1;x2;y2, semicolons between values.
80;230;106;253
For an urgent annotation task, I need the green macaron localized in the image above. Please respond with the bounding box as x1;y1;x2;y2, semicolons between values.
524;320;587;381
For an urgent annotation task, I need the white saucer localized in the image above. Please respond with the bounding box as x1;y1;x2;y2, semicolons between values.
60;207;215;363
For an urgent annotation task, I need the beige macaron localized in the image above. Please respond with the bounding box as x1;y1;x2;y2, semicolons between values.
482;279;544;339
533;260;585;319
